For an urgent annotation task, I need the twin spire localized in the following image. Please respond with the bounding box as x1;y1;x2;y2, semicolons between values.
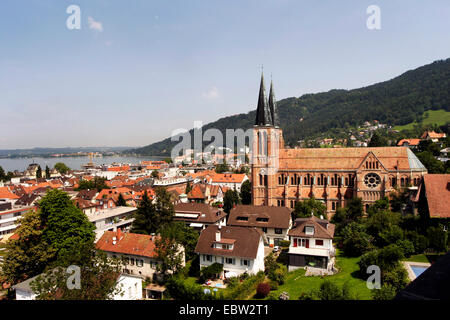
255;72;278;126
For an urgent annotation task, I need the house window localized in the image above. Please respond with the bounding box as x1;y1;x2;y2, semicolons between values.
130;258;135;266
206;255;212;262
241;259;249;266
262;227;267;233
225;258;235;265
137;259;144;267
316;240;324;246
275;228;282;234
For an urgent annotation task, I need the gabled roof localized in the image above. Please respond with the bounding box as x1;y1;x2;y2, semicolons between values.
228;205;291;229
0;187;20;199
174;202;226;223
187;184;206;199
210;173;247;184
279;147;427;171
288;216;335;239
397;139;421;146
96;230;158;258
195;225;262;259
422;174;450;218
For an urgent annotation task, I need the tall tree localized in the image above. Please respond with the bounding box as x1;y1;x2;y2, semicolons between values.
39;189;96;264
153;187;175;228
223;189;240;214
36;165;42;179
1;189;96;285
30;250;123;300
54;162;70;175
1;210;55;285
116;193;127;206
131;191;158;235
185;181;192;194
45;165;50;179
368;132;388;147
293;197;327;219
239;180;252;205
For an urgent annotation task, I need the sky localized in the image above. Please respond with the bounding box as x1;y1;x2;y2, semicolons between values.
0;0;449;149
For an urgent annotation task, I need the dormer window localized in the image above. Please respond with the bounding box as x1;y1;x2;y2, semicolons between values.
237;216;248;221
256;217;269;222
305;226;314;235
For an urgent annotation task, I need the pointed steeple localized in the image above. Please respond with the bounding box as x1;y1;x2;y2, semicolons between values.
255;72;272;126
268;79;277;126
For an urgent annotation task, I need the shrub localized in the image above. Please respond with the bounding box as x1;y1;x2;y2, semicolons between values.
266;292;279;300
395;239;415;258
372;284;397;300
256;283;271;298
268;264;287;285
268;280;279;291
341;222;374;256
318;280;343;300
279;240;290;248
298;290;319;300
199;263;223;283
382;264;409;292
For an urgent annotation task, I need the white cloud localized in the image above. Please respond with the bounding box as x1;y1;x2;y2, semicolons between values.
202;86;220;100
88;16;103;32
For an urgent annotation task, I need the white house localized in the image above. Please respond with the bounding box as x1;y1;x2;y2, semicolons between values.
195;225;265;278
208;173;249;192
287;216;336;272
87;206;136;241
96;229;185;280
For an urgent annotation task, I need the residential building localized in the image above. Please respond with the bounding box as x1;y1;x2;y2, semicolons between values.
287;216;336;272
174;202;227;231
96;230;185;280
421;131;446;143
87;206;136;241
0;206;36;239
397;139;421;148
195;225;265;277
209;173;249;192
415;174;450;221
227;205;292;246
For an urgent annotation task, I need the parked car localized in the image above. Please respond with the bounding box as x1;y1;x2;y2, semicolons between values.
273;246;280;252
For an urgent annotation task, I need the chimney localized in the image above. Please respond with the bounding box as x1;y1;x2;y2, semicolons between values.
215;230;221;242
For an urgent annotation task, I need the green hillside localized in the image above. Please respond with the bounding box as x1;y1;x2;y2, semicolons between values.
129;58;450;156
393;109;450;131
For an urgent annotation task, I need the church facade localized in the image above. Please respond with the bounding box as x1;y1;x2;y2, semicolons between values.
250;74;428;216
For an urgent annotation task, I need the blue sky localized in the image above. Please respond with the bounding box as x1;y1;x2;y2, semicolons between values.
0;0;449;149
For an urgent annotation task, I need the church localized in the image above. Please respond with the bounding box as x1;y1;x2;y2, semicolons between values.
250;74;428;217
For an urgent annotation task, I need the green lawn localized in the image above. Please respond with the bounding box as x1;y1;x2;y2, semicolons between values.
393;109;450;131
269;252;372;300
405;253;446;264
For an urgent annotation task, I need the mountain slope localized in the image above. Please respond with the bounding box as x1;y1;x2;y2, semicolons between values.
131;58;450;156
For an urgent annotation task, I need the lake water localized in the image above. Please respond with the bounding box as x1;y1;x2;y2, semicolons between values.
0;156;164;172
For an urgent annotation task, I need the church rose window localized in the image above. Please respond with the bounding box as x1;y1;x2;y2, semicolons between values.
364;173;381;188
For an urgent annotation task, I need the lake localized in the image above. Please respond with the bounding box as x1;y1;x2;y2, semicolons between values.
0;156;164;172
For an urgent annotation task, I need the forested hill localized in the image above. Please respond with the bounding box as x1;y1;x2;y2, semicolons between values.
130;58;450;156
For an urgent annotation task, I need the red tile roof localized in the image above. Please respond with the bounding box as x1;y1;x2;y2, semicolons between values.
397;139;421;146
423;174;450;218
96;230;158;258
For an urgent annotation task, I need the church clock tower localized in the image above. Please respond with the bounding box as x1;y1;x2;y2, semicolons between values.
251;73;284;206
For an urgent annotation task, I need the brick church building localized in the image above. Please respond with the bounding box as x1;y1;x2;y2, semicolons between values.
251;74;428;217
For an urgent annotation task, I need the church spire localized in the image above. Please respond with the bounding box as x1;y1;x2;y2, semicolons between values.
255;72;272;126
268;78;277;126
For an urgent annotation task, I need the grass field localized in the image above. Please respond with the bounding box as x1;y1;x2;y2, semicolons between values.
393;109;450;131
405;253;446;264
269;251;372;300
